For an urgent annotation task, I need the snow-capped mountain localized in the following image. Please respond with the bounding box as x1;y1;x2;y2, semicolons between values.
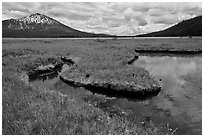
2;13;110;38
4;13;60;30
18;13;56;25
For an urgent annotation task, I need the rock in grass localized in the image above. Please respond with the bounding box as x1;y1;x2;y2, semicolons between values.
59;66;161;98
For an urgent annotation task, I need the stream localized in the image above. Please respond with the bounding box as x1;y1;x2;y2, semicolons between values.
30;55;202;135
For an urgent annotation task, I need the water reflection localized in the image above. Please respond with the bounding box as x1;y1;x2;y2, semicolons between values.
134;56;202;134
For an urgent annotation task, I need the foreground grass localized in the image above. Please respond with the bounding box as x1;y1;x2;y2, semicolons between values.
4;70;152;135
2;47;165;135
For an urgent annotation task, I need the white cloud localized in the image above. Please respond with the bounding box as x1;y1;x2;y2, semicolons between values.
2;2;202;36
151;14;179;24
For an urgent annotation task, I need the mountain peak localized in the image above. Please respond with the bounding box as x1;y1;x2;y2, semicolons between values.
28;13;48;18
18;13;57;25
32;13;42;16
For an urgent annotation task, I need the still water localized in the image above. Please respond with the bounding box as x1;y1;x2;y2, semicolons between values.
133;56;202;134
31;55;202;135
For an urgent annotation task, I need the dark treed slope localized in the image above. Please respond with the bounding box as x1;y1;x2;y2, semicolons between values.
137;16;202;37
2;13;111;38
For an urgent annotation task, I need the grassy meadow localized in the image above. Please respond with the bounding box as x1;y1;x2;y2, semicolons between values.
2;38;202;135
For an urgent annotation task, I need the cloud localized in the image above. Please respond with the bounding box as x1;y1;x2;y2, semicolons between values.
47;7;91;21
138;19;148;26
148;8;167;17
183;6;202;16
151;14;179;24
2;2;202;36
123;8;147;26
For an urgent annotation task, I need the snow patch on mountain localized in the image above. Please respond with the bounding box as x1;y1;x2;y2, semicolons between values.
5;13;60;30
18;13;57;25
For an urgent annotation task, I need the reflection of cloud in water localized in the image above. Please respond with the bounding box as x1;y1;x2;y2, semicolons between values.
134;59;146;69
135;57;197;99
134;57;198;94
134;56;202;129
135;56;197;77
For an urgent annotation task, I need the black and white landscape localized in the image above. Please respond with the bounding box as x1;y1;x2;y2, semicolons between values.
2;2;202;135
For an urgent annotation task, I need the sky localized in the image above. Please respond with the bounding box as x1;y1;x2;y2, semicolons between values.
2;2;202;36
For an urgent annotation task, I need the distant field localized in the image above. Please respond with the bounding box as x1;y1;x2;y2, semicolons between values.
2;38;202;135
3;37;202;51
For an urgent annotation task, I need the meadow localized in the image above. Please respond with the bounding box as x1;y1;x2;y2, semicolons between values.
2;38;202;135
